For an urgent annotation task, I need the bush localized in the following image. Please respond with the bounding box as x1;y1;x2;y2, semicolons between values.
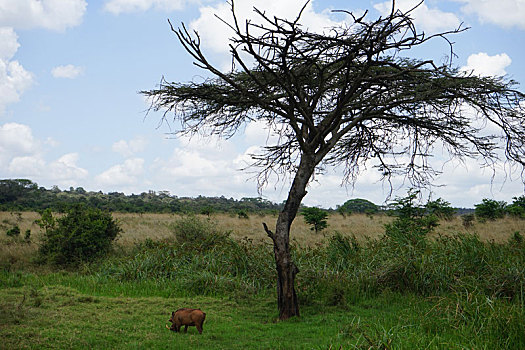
96;226;274;297
237;210;249;219
24;229;31;242
425;198;456;220
6;225;20;237
507;195;525;219
475;198;507;220
172;215;230;251
301;207;328;234
38;205;122;266
384;191;438;247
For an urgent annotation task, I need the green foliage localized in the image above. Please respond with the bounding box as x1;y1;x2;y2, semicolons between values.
0;179;38;207
200;205;214;216
237;210;249;219
301;207;328;234
507;195;525;219
97;222;274;297
6;225;20;237
475;198;507;220
35;208;55;233
24;229;31;242
337;198;379;215
38;205;122;266
0;179;284;214
324;232;360;275
171;215;232;251
384;191;439;246
425;198;456;220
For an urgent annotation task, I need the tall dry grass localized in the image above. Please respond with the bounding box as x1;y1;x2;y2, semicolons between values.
1;211;524;269
0;211;41;269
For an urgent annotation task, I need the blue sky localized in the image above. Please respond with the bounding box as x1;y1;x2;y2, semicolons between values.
1;0;524;208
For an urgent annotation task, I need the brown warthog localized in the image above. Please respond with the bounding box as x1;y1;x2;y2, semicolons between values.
166;308;206;334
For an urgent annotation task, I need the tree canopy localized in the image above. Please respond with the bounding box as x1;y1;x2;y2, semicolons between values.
338;198;379;214
144;3;525;191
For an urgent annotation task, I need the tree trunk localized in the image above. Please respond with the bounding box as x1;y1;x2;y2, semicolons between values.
264;155;316;320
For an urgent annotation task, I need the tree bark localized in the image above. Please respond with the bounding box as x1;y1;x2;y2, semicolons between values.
264;154;316;320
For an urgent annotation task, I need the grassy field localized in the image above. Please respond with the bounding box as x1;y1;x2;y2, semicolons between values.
1;210;524;273
2;210;523;252
1;211;525;349
2;274;521;349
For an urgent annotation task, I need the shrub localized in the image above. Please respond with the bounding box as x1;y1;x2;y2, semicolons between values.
200;206;214;217
301;207;328;234
38;205;122;266
96;227;274;297
171;215;230;251
237;210;249;219
384;191;438;247
35;208;55;233
24;229;31;242
475;198;507;220
507;195;525;219
425;198;456;220
6;225;20;237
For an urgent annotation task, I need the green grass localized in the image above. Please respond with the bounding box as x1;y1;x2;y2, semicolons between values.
2;215;525;348
0;279;485;349
2;273;524;349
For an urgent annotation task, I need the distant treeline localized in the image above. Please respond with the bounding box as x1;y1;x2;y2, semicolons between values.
0;179;283;214
0;179;476;215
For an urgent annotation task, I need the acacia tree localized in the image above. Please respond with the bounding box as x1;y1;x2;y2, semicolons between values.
143;1;525;319
301;207;328;234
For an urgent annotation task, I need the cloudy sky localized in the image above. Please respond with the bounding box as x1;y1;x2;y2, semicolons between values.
1;0;524;208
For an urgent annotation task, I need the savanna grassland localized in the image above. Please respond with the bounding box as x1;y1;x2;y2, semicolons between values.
1;211;525;349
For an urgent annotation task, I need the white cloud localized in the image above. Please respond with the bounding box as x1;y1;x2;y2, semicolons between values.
0;0;87;31
149;138;262;198
243;119;282;146
0;26;18;60
112;136;148;157
51;64;84;79
430;156;521;208
458;0;525;29
49;153;88;181
461;52;512;77
0;123;89;187
374;0;461;33
0;122;40;175
0;28;33;115
158;148;230;177
103;0;188;14
8;156;46;176
95;158;145;186
0;122;37;158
